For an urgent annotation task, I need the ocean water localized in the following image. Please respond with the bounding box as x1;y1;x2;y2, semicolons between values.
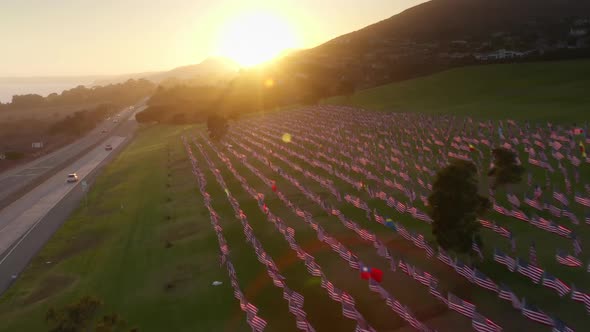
0;82;90;103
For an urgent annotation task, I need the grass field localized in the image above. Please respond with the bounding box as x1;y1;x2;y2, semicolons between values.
2;60;590;332
219;109;590;331
324;59;590;123
0;125;250;332
1;111;588;331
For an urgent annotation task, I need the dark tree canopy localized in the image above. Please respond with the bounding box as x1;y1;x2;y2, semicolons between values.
428;160;490;254
487;147;525;189
207;114;229;141
45;296;138;332
45;296;101;332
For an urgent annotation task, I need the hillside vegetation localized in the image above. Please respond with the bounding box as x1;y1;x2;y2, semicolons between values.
325;59;590;123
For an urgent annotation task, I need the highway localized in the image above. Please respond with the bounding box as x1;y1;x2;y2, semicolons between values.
0;101;146;294
0;106;138;210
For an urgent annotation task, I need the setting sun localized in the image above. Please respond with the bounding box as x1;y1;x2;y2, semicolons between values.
216;11;299;67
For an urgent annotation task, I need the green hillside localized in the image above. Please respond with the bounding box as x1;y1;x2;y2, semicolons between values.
324;60;590;123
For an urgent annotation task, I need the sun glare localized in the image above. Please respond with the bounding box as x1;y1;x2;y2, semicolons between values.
217;11;298;67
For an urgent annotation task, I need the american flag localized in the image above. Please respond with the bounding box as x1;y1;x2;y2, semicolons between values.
472;311;502;332
494;225;511;238
247;313;268;332
553;191;569;206
561;209;579;225
429;281;446;303
535;216;557;233
534;185;543;199
524;196;544;210
479;219;494;229
556;250;582;267
574;193;590;207
386;197;396;207
447;293;476;318
511;209;529;222
548;204;562;217
541;272;571;297
342;303;361;320
509;233;517;253
552;318;575;332
529;242;538;266
395;201;406;213
571;285;590;314
565;178;572;194
423;242;435;258
397;225;412;241
572;234;583;256
498;283;521;309
521;299;554;326
507;193;520;207
368;279;390;299
412;267;434;286
473;269;498;292
438;247;454;267
296;318;316;332
516;258;543;283
454;259;475;282
398;258;409;274
472;239;484;260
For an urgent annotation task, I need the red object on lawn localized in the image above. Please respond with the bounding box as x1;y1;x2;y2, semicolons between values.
370;268;383;282
360;266;383;283
360;270;371;280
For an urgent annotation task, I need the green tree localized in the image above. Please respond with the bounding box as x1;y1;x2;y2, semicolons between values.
207;114;229;141
487;147;525;189
428;160;490;255
95;313;138;332
45;295;101;332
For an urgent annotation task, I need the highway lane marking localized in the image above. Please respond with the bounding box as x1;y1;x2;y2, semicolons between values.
0;136;127;256
0;213;45;266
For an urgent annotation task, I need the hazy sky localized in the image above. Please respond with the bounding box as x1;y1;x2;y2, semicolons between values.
0;0;427;77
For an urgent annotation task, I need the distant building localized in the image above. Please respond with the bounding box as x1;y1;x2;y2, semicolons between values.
570;27;588;37
31;142;43;149
475;49;525;61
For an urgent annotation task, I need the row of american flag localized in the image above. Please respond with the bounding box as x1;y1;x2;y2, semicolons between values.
182;136;268;332
246;115;588;262
244;110;590;275
220;133;518;331
229;107;588;330
190;137;325;332
207;136;436;332
238;118;590;297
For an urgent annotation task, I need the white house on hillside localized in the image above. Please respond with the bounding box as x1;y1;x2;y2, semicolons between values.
570;27;588;37
475;49;525;61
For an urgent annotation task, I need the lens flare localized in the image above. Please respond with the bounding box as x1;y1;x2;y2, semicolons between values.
282;133;292;143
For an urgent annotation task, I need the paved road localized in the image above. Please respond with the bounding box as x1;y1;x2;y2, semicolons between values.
0;103;145;295
0;105;138;210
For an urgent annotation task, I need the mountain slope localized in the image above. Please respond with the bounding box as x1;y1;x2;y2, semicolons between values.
324;59;590;123
91;57;240;86
320;0;590;49
280;0;590;91
146;57;240;83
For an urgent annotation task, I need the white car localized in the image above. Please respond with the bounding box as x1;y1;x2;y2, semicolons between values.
66;173;79;183
105;144;113;151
